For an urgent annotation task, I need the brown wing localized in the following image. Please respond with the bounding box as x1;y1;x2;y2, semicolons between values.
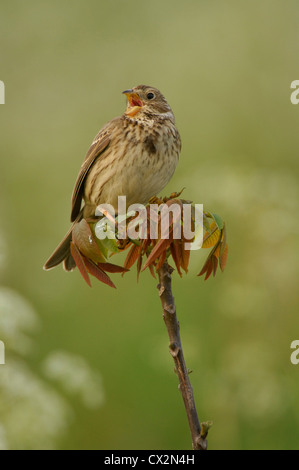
70;128;111;222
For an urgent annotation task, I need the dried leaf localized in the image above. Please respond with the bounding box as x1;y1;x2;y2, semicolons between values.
219;244;229;272
123;244;141;271
136;253;143;281
198;260;209;278
197;242;218;278
142;236;172;271
73;219;106;263
84;257;116;288
148;262;156;279
202;224;220;249
170;240;183;277
181;239;191;273
212;256;218;277
98;263;129;273
204;259;214;280
214;244;221;259
220;223;227;257
141;238;151;255
156;249;167;271
70;242;91;287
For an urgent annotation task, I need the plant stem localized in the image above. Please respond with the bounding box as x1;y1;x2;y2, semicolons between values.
157;261;208;450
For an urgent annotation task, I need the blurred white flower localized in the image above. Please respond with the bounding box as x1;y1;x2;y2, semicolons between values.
0;287;39;354
0;359;71;449
43;351;105;409
0;284;105;449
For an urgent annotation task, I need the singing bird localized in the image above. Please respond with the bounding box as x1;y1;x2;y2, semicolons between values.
44;85;181;272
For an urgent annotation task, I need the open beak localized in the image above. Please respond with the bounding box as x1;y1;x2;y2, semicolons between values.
122;89;143;117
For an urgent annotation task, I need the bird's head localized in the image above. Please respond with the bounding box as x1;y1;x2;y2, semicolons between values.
122;85;174;120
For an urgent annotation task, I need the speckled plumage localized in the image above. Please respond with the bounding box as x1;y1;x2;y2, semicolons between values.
44;85;181;271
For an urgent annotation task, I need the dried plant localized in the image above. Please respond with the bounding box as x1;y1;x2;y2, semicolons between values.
67;192;228;449
69;193;228;288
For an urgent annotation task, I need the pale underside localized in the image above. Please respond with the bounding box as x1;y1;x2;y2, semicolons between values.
82;114;180;215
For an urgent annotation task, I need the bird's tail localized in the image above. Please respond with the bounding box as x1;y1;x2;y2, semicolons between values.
43;213;82;272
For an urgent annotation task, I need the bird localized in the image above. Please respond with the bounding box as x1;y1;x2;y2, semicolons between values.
44;85;181;272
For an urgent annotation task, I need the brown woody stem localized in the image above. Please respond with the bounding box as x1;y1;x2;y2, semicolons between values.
157;261;208;450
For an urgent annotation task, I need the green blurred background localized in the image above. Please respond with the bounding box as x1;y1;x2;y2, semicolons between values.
1;0;299;450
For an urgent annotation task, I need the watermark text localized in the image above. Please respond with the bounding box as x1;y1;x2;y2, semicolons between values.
95;196;204;250
0;340;5;365
290;340;299;365
0;81;5;104
290;80;299;105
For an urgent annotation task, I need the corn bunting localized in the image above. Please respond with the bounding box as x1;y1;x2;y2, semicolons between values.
44;85;181;271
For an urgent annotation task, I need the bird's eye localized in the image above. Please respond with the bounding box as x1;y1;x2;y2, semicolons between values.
147;92;155;100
